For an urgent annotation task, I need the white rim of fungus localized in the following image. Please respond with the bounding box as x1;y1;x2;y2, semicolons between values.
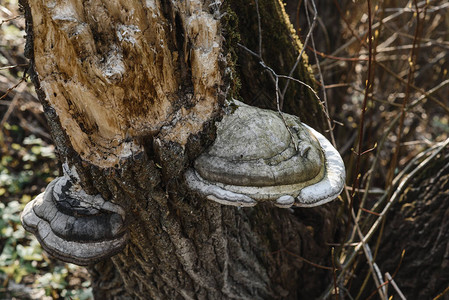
295;124;346;207
185;169;257;207
275;195;295;208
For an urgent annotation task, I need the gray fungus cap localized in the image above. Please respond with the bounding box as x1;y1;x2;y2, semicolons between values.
21;176;128;265
185;101;346;208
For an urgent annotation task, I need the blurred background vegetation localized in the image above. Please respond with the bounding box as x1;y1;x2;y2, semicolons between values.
1;0;92;299
1;0;448;299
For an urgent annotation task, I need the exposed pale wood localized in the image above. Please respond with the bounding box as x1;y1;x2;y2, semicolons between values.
28;0;223;167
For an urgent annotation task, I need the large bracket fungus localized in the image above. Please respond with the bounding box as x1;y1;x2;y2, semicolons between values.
21;176;128;266
185;101;346;208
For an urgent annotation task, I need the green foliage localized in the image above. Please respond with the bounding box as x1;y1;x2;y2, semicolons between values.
0;199;93;299
0;132;57;197
36;266;93;299
0;133;92;299
0;200;41;283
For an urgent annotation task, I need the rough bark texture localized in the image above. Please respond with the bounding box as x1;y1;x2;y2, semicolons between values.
229;1;325;129
20;0;339;299
353;149;449;299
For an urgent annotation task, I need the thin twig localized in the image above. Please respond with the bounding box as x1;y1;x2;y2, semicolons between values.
356;78;449;235
360;138;449;259
346;1;378;274
305;0;336;147
0;78;25;101
364;259;408;300
383;1;449;13
386;0;426;186
0;80;25;128
272;249;336;271
433;286;449;300
307;46;369;62
237;1;314;152
385;272;407;300
322;138;449;299
0;63;28;71
351;208;388;300
349;0;445;248
0;15;21;26
377;63;449;114
332;0;365;46
277;75;319;99
254;0;262;57
323;0;437;61
331;247;339;300
350;0;375;201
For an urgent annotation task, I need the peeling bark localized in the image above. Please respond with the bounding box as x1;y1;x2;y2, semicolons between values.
20;0;338;299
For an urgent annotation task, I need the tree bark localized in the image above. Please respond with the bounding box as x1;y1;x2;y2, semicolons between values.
20;0;338;299
353;148;449;299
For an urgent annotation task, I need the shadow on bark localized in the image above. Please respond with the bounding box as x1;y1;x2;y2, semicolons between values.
353;149;449;299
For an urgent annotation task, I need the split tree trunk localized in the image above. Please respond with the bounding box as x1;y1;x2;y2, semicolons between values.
20;0;337;299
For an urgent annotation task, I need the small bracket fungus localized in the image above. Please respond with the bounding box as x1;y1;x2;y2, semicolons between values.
21;176;128;265
185;101;345;208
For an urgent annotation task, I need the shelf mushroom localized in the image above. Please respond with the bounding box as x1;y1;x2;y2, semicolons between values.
21;176;128;265
185;101;345;208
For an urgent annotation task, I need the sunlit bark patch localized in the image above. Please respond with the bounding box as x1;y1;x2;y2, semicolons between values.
29;0;223;167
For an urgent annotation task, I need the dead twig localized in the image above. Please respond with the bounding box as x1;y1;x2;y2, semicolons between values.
271;249;336;271
0;15;21;26
386;0;427;186
0;63;28;71
281;0;318;105
322;138;449;299
433;286;449;300
385;272;407;300
0;78;26;128
331;247;339;300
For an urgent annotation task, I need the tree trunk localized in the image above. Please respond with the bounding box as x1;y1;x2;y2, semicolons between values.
353;148;449;299
20;0;338;299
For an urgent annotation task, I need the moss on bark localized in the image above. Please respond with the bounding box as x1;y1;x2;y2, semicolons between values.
228;0;325;130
